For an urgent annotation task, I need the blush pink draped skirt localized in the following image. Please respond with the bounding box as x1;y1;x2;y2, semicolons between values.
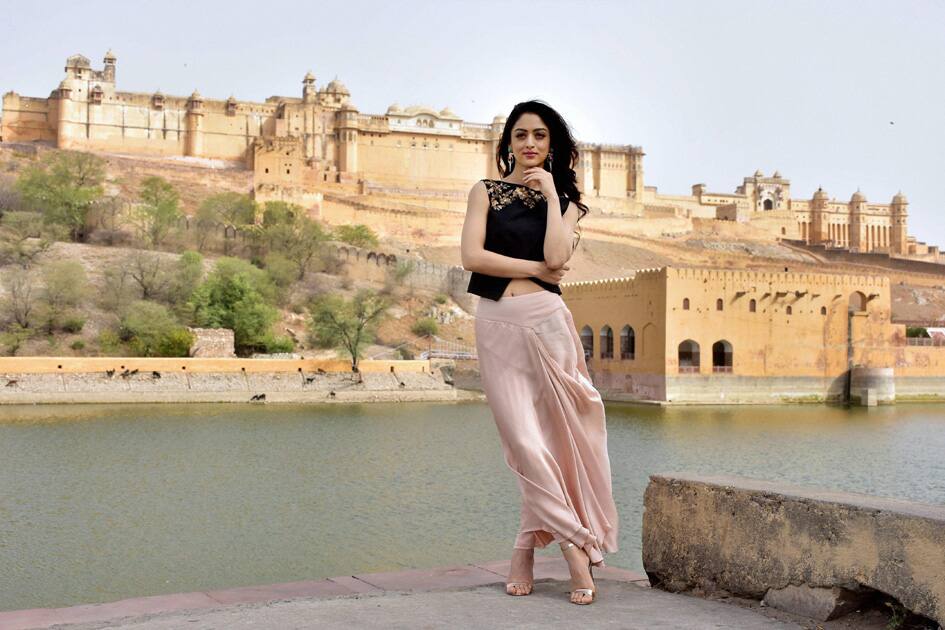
475;289;618;567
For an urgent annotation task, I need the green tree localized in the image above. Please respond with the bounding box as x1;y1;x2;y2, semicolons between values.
195;192;257;254
119;300;194;357
307;289;390;370
132;176;181;247
41;260;87;332
187;257;280;355
256;201;329;280
334;223;379;249
16;151;106;242
169;251;204;309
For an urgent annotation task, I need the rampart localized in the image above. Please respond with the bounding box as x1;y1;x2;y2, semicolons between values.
0;357;463;405
643;473;945;626
327;243;474;311
785;240;945;275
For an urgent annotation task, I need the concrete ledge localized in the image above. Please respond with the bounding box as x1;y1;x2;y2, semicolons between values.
642;473;945;626
0;362;462;405
0;558;648;630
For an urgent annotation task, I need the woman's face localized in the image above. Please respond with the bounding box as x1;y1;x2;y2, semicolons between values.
509;112;550;170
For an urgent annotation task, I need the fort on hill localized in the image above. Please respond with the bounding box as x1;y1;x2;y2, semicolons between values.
1;51;940;264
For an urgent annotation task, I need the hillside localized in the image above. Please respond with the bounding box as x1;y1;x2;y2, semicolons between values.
1;143;943;359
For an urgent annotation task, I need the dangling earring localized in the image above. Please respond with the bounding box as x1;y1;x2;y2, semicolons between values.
507;148;515;173
546;148;554;171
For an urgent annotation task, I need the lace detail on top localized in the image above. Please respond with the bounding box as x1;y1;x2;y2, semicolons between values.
483;179;545;211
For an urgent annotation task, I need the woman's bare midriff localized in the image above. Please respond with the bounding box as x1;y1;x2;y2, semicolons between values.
502;278;546;298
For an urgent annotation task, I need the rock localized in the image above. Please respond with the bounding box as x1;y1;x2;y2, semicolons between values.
763;584;868;621
642;473;945;627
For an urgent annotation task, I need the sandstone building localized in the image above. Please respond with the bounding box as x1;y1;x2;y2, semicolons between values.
561;267;945;404
1;51;935;260
0;52;643;203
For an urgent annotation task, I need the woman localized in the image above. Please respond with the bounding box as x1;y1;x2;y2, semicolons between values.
460;100;619;605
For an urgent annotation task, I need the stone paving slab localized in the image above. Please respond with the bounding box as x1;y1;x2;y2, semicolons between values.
41;580;802;630
0;557;798;630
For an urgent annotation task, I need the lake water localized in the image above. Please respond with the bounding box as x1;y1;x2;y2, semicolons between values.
1;401;943;611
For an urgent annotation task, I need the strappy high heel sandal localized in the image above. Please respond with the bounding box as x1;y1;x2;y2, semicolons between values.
560;541;596;604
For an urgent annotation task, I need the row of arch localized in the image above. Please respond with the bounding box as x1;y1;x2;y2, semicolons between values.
798;222;894;251
678;340;733;373
578;324;735;374
580;325;637;360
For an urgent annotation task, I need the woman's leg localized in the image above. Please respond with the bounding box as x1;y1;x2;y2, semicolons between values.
560;539;595;604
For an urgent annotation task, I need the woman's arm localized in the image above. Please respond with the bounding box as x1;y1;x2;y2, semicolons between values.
521;167;581;270
460;181;544;278
543;198;580;270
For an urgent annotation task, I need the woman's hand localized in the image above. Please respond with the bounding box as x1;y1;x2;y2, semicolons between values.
534;261;570;285
523;166;557;199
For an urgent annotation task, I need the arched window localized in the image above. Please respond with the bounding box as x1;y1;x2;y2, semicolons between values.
749;299;756;313
764;199;774;210
820;306;827;315
786;305;793;315
620;325;635;360
682;298;690;310
712;340;733;373
848;292;867;313
580;325;594;360
678;339;700;373
716;298;724;311
600;325;614;359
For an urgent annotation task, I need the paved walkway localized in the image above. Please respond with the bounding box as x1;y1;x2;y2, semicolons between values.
0;558;801;630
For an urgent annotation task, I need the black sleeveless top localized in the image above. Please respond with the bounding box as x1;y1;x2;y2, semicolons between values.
466;179;571;301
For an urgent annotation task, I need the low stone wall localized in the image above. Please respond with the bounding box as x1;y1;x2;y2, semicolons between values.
0;358;461;405
642;473;945;625
663;374;846;404
895;376;945;402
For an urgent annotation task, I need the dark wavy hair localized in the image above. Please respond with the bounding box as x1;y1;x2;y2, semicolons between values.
495;100;589;248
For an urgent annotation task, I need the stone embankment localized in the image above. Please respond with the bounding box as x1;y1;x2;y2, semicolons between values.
642;473;945;627
0;358;482;405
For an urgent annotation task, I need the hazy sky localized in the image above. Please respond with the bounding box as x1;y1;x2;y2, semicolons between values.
3;0;943;247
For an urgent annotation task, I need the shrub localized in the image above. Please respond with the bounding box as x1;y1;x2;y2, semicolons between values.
97;329;123;355
70;339;85;351
333;224;379;249
434;293;448;305
60;314;86;333
264;252;297;288
262;334;295;353
411;317;438;337
42;260;87;331
120;300;193;357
